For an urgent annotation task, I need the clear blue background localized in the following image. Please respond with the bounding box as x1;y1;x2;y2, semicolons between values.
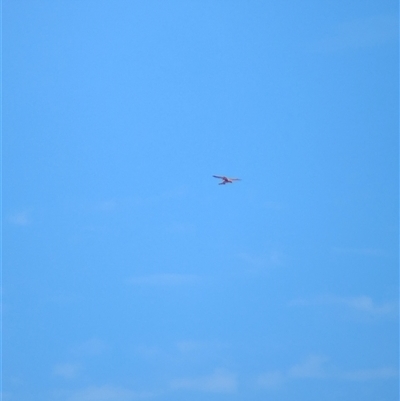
3;1;398;400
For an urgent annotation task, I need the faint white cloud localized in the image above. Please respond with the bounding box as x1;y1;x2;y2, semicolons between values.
171;369;237;393
176;340;205;353
288;355;327;379
341;367;399;381
289;295;396;316
256;355;327;390
53;363;81;379
337;296;394;315
256;356;398;391
256;371;285;389
313;14;398;52
8;211;30;226
68;385;154;401
95;200;117;212
128;274;199;286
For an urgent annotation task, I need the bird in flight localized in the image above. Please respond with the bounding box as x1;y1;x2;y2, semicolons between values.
213;175;241;185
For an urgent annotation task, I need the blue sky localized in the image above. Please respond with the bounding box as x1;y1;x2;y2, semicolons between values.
3;1;398;400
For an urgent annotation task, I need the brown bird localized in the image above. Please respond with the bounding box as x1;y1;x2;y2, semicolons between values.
213;175;241;185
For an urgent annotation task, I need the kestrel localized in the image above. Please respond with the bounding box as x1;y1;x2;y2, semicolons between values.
213;175;241;185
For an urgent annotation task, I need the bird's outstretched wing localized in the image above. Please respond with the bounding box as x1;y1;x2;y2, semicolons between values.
213;175;226;179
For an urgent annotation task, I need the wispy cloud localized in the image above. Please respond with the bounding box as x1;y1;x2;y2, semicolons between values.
8;211;30;226
288;355;327;379
336;296;395;315
134;345;160;359
257;355;398;390
238;250;284;270
127;274;199;286
340;367;399;381
289;295;397;316
171;369;237;393
312;14;398;52
53;363;81;379
256;355;327;389
95;199;117;212
256;371;285;389
67;385;154;401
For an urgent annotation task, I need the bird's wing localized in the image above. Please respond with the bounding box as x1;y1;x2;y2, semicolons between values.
213;175;225;179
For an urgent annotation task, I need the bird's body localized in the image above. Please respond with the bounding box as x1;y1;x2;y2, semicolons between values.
213;175;241;185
